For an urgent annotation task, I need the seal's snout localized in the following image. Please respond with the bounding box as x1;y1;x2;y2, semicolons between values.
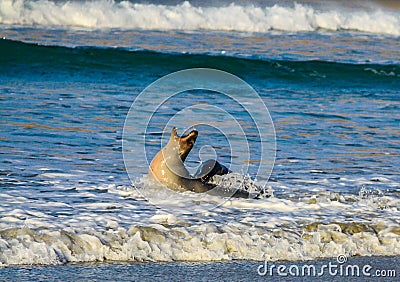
187;130;198;143
182;130;198;146
172;128;198;161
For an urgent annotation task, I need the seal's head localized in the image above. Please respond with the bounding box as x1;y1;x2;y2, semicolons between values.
170;127;198;161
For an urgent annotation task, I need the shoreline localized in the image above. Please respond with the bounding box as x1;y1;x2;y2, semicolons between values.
1;256;398;281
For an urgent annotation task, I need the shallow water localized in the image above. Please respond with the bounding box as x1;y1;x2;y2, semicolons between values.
1;256;399;281
0;0;399;266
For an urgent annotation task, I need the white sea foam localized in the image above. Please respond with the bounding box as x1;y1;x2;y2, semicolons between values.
0;179;399;265
0;217;399;265
0;0;399;35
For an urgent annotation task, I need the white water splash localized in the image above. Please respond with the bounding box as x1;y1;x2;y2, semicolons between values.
0;0;399;35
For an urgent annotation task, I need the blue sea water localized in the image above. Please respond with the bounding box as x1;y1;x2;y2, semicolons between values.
0;0;399;269
1;256;399;281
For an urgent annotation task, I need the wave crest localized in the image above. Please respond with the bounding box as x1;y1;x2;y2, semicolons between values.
1;220;399;265
0;0;399;35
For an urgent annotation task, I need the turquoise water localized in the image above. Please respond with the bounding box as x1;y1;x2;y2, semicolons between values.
0;0;399;267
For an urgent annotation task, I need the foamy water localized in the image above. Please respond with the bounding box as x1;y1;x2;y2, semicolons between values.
0;173;399;265
0;0;399;35
0;3;399;266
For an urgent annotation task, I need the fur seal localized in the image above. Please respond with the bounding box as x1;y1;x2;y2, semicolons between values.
149;128;250;198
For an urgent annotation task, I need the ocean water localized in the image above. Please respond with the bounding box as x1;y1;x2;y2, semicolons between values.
0;0;399;270
1;256;399;281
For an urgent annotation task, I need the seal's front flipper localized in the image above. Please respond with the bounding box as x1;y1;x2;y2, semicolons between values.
194;159;230;183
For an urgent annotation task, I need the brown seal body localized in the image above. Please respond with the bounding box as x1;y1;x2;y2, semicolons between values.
149;128;249;198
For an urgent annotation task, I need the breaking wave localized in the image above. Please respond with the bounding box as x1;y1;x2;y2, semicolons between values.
0;0;399;35
0;182;399;266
